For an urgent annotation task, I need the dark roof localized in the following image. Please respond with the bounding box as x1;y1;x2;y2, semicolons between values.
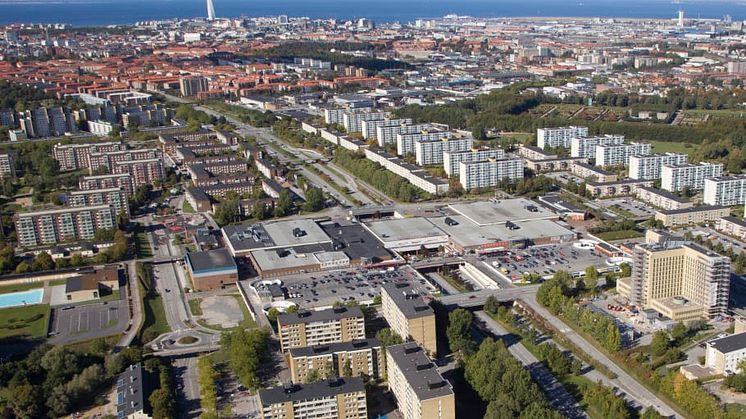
382;282;433;319
319;222;392;263
65;275;100;293
638;186;690;203
259;377;365;407
386;343;454;400
185;248;237;273
289;339;381;358
708;332;746;354
721;216;746;228
278;306;364;326
574;162;615;176
116;363;150;417
658;205;730;215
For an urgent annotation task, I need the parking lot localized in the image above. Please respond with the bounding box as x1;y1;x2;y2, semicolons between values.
270;265;433;309
480;243;613;281
49;300;128;344
594;197;655;219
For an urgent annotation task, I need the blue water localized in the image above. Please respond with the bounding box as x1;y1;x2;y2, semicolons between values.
0;288;44;309
0;0;744;26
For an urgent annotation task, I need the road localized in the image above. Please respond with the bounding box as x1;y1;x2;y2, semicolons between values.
173;356;201;419
439;284;540;307
117;260;142;348
475;311;587;419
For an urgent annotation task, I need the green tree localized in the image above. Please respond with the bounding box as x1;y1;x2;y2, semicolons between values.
484;295;499;315
641;406;665;419
8;384;43;419
14;261;31;274
31;252;55;271
446;308;475;358
274;189;294;218
214;199;240;226
303;187;325;212
584;266;598;290
671;322;687;343
651;331;671;356
375;328;403;349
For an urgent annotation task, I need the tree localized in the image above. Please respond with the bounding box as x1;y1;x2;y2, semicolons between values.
651;331;671;356
671;322;687;343
447;308;475;358
584;266;598;291
14;261;31;274
375;328;403;349
484;295;499;315
641;406;665;419
251;200;269;220
31;252;55;272
221;328;271;389
619;262;631;278
341;359;352;377
303;187;325;212
9;384;43;419
214;199;240;226
274;189;294;218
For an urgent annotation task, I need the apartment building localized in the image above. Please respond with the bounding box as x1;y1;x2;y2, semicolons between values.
595;142;651;167
397;130;451;156
277;307;366;353
703;175;746;206
585;179;654;198
15;204;118;248
415;136;473;166
706;332;746;375
661;162;724;192
571;162;618;182
381;282;437;357
0;151;17;178
458;158;524;190
386;343;455;419
79;173;134;197
376;123;433;147
570;135;625;159
112;158;164;189
67;188;130;217
537;126;588;149
88;149;161;173
180;75;209;97
654;205;731;227
618;242;730;321
359;117;411;140
717;216;746;241
259;378;367;419
363;149;450;195
288;339;384;383
53;142;125;171
635;186;693;211
443;148;504;177
256;158;279;180
628;153;689;180
518;145;556;161
342;110;390;133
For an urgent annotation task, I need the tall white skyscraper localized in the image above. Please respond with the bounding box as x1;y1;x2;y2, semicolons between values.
678;9;685;27
206;0;216;21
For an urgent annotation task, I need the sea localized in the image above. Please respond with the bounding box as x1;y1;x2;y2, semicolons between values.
0;0;745;26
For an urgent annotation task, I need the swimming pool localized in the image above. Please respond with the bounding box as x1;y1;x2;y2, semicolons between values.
0;289;44;309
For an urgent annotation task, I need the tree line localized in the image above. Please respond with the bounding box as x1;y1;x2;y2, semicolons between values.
334;149;429;202
250;41;413;71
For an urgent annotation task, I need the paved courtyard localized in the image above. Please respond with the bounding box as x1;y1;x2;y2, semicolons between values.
199;295;244;328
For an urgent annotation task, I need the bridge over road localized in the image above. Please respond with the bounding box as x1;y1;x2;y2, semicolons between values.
438;285;540;308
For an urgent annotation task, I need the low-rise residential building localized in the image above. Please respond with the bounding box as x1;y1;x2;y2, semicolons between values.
458;158;524;190
116;364;153;419
661;162;724;192
570;135;624;159
537;126;588;149
382;282;437;357
654;205;731;227
595;142;651;167
628;153;689;180
636;186;693;211
703;175;746;206
288;339;384;383
15;204;118;248
524;156;587;173
706;332;746;375
717;216;746;240
277;307;366;353
571;162;618;182
184;248;238;291
386;343;455;419
518;144;557;160
259;378;367;419
256;158;279;180
585;179;654;198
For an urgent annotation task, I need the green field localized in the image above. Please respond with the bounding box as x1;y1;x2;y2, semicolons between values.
188;298;203;316
137;285;170;344
0;282;44;294
649;140;697;156
594;230;644;241
685;109;746;119
182;199;196;214
134;227;153;258
0;304;50;339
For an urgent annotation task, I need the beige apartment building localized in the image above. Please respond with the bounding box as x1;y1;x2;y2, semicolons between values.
288;339;384;383
386;343;455;419
654;205;731;227
259;377;368;419
381;282;437;357
277;307;365;353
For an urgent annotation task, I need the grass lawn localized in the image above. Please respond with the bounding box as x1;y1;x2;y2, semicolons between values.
134;227;153;258
0;282;44;294
594;230;644;241
137;283;170;344
649;140;697;156
725;404;746;417
188;298;203;316
441;273;469;293
0;304;50;339
182;199;196;213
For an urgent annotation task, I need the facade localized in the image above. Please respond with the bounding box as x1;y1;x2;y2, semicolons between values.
386;343;455;419
443;148;504;177
375;122;428;147
180;76;210;97
585;179;654;198
537;126;588;149
88;149;161;173
571;162;618;182
628;153;689;180
381;282;437;357
277;307;366;353
288;339;384;383
67;187;130;217
621;242;730;321
636;186;693;211
359;117;410;140
397;130;451;156
79;173;134;197
0;151;17;178
112;158;164;189
458;158;524;190
342;110;390;133
518;144;556;160
259;378;367;419
706;332;746;375
654;205;731;227
661;162;724;192
415;136;473;166
703;175;746;206
53;141;125;171
595;142;651;167
184;248;238;291
570;135;624;159
717;216;746;240
15;204;118;248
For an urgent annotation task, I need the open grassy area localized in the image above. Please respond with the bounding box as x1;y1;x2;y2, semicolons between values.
649;140;697;156
0;282;44;294
594;230;644;241
188;298;203;316
133;227;153;258
182;199;196;213
0;304;50;339
137;278;170;344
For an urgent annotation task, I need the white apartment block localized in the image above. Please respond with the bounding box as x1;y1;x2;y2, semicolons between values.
14;204;118;248
323;107;358;125
443;148;505;177
459;158;524;190
363;149;450;195
704;176;746;206
537;126;589;149
628;153;689;180
359;118;411;140
67;187;130;217
706;332;746;375
570;135;625;159
376;123;431;147
397;130;451;156
0;151;17;178
595;142;651;167
661;162;724;192
415;136;473;166
342;110;390;133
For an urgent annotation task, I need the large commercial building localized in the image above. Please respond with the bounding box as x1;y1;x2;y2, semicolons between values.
661;162;724;192
15;204;118;248
706;332;746;375
386;343;455;419
618;241;730;321
595;142;651;167
67;187;130;217
442;148;504;177
288;339;384;383
628;153;689;180
259;378;367;419
381;282;437;357
570;135;624;159
703;175;746;206
277;307;366;353
458;158;524;190
184;248;238;291
415;136;473;166
537;126;588;149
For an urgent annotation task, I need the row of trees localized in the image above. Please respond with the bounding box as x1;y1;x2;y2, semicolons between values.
254;41;413;71
221;328;271;390
196;357;230;419
334;149;429;202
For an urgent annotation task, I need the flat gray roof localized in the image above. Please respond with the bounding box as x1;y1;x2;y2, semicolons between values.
278;306;364;326
387;343;454;400
429;215;574;247
259;377;365;406
383;282;433;319
289;339;381;358
364;218;447;243
185;248;237;273
223;219;331;252
449;199;556;226
658;205;729;215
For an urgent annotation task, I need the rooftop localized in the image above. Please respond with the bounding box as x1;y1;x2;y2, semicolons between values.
278;306;364;326
364;217;447;244
386;343;454;401
707;332;746;354
382;282;433;319
185;248;237;273
223;219;331;252
259;377;365;406
448;198;556;226
288;339;381;358
657;205;730;215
